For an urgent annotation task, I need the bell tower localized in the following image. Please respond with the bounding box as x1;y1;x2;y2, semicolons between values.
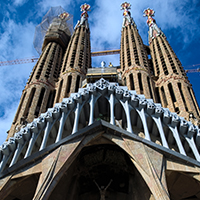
120;3;156;101
144;8;200;122
8;12;71;138
55;3;91;103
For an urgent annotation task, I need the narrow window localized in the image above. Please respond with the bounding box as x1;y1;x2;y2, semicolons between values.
34;88;45;117
168;83;176;102
161;86;167;107
129;74;135;90
138;73;143;94
46;90;56;111
56;80;63;103
66;75;72;96
147;77;153;99
188;87;199;115
75;75;80;92
178;83;188;111
155;87;161;103
24;88;36;117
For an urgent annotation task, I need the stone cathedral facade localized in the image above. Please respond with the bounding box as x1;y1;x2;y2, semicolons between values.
0;2;200;200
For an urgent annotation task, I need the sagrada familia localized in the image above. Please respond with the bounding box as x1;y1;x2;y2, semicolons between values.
0;2;200;200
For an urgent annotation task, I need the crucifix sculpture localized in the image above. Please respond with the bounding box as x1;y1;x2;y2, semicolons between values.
93;179;113;200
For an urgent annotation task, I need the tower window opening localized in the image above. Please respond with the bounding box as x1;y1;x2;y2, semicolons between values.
138;73;143;94
187;86;199;116
66;75;72;95
74;35;79;45
161;86;168;107
53;47;62;79
147;77;153;99
163;64;169;75
62;42;73;73
126;38;129;44
24;88;36;117
168;83;176;102
129;74;135;90
178;83;188;111
34;88;45;117
175;107;180;114
75;75;80;92
56;79;63;103
35;43;52;80
46;90;56;111
156;40;169;75
81;39;84;45
155;87;161;103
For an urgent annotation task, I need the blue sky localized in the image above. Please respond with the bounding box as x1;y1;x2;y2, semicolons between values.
0;0;200;144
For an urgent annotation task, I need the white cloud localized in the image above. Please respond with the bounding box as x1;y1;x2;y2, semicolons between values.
90;0;122;45
0;101;19;144
0;13;37;143
13;0;27;6
0;19;36;60
0;17;36;111
0;62;34;144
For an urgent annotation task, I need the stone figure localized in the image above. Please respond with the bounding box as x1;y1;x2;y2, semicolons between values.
101;61;106;68
94;179;113;200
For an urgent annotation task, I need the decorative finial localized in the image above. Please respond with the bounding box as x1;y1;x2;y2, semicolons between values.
75;3;90;29
121;2;135;28
59;12;69;20
80;3;91;12
143;8;164;43
121;2;131;10
143;8;155;18
143;8;155;27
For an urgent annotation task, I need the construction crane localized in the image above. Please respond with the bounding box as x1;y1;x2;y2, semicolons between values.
185;68;200;73
0;49;200;73
0;57;38;66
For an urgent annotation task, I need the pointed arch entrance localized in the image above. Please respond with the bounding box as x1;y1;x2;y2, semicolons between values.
48;143;153;200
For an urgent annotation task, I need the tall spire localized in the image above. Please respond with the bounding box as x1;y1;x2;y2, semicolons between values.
8;9;72;138
121;2;135;28
145;8;200;123
55;3;91;102
120;2;156;101
143;8;164;44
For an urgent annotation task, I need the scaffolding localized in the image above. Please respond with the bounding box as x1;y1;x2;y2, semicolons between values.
33;6;73;54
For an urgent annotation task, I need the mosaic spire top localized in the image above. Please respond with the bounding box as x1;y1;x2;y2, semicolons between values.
59;12;69;20
75;3;91;29
143;8;164;43
121;2;135;28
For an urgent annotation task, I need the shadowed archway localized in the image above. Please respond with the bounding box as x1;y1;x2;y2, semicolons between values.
48;144;153;200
